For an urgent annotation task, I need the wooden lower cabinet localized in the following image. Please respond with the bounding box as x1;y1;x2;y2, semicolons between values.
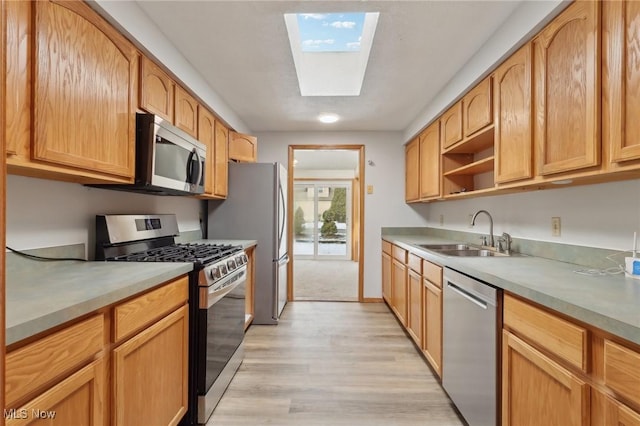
502;330;590;426
391;258;407;326
423;279;442;377
592;390;640;426
382;251;392;304
407;268;423;346
6;359;105;426
113;305;189;426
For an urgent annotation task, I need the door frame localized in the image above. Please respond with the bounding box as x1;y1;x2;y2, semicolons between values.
287;145;365;302
293;180;353;260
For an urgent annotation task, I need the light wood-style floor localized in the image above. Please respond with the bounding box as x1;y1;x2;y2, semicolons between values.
208;301;464;425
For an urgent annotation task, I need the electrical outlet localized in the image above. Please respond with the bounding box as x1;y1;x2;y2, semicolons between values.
367;185;373;194
439;214;444;226
551;217;561;237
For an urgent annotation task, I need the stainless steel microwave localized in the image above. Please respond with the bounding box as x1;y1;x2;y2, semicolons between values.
91;113;206;195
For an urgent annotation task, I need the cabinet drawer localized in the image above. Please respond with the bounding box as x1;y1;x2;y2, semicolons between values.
382;240;392;255
392;245;407;263
604;339;640;407
407;253;422;273
422;260;442;288
503;294;587;372
6;314;104;406
114;276;188;342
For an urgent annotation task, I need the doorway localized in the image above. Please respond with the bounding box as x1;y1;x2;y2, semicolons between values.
293;181;352;260
287;146;364;302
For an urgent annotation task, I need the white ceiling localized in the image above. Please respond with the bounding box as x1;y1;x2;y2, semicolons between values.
135;1;524;133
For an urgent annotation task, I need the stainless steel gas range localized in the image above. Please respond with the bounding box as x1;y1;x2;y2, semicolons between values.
95;214;246;425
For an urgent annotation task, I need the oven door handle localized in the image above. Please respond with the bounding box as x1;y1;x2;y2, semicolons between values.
202;269;246;309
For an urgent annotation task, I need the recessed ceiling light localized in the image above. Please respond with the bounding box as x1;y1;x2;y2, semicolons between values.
318;113;339;124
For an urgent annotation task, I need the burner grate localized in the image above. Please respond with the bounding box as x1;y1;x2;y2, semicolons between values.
110;243;241;265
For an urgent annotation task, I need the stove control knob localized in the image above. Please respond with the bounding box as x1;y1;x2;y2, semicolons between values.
209;266;220;280
219;264;228;275
242;254;248;264
227;259;237;270
236;255;244;265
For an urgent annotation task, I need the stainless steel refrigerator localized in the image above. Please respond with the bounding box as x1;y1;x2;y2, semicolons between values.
207;162;288;324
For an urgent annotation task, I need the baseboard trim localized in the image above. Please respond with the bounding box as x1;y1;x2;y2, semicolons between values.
361;297;383;303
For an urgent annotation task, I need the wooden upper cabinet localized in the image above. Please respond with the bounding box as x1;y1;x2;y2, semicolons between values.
140;56;174;122
32;0;137;179
440;102;463;150
603;1;640;165
214;121;229;198
494;42;533;184
405;138;419;202
5;0;30;158
229;131;258;162
198;106;216;197
463;76;492;137
419;122;441;199
533;0;601;176
174;85;198;138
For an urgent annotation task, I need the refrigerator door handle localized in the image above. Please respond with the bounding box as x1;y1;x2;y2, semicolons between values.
277;254;289;265
278;182;285;249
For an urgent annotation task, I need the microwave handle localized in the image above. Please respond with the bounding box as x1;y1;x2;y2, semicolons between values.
186;149;202;185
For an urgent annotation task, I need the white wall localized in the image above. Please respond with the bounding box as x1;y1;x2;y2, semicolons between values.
90;0;251;134
404;0;568;141
256;131;429;298
6;175;202;258
420;179;640;251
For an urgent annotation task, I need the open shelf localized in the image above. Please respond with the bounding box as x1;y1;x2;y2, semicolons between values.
443;125;495;154
444;156;494;176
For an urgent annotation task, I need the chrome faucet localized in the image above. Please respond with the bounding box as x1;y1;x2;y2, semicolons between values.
498;232;512;254
471;210;494;248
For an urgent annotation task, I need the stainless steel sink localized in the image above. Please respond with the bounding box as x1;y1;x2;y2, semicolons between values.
417;243;475;250
416;243;521;257
436;249;509;257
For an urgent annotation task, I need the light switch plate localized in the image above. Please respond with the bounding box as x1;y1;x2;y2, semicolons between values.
367;185;373;194
551;217;561;237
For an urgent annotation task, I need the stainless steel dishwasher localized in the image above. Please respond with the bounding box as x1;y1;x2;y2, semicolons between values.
443;267;500;426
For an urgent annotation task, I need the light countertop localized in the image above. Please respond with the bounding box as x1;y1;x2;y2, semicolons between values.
383;234;640;346
6;260;193;345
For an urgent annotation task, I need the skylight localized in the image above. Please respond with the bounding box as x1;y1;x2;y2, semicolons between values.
297;13;365;52
284;12;380;97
